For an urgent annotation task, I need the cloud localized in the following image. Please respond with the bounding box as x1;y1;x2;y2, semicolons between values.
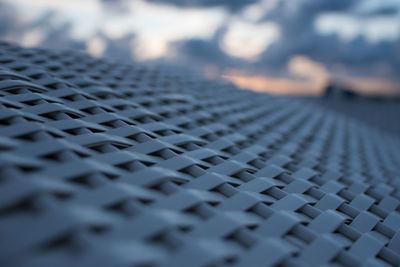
355;0;400;16
221;20;280;60
248;0;400;78
1;0;399;82
0;3;27;38
260;0;358;30
35;14;86;51
144;0;258;12
365;6;399;16
101;33;136;61
171;27;242;68
161;0;399;80
100;0;131;13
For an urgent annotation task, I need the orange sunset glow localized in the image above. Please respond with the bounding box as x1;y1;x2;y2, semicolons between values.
222;56;400;97
223;71;400;97
222;73;325;95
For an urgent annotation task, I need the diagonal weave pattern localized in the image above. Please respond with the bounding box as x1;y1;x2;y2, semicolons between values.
0;42;400;267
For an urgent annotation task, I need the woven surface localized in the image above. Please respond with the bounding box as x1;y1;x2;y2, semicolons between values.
0;42;400;267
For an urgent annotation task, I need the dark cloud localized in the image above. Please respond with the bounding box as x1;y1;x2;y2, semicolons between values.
145;0;258;12
360;6;399;16
40;23;85;51
173;39;236;67
29;11;84;51
0;3;15;35
99;0;258;12
170;27;243;70
0;3;27;37
164;0;399;79
261;0;358;33
0;6;84;51
99;33;136;61
0;5;131;59
100;0;131;13
250;0;400;78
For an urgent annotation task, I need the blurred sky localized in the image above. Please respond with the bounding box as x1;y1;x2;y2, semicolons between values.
0;0;400;95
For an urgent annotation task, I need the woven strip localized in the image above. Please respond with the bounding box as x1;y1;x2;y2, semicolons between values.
0;42;399;267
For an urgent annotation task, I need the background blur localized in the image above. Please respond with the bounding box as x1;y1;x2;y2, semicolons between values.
1;0;399;96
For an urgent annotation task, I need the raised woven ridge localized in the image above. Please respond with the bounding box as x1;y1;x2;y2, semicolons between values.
0;42;400;267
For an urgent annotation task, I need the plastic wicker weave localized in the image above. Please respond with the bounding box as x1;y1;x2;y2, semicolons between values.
0;42;400;267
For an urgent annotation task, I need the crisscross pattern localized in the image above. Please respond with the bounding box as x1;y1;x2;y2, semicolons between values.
0;42;400;267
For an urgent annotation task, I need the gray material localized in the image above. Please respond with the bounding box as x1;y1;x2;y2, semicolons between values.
0;41;399;266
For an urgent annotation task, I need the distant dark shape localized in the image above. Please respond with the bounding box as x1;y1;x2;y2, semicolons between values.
323;82;359;99
145;0;258;11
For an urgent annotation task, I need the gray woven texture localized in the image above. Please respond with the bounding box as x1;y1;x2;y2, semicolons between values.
0;42;400;267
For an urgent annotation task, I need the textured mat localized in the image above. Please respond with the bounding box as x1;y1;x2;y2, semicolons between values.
0;42;400;267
